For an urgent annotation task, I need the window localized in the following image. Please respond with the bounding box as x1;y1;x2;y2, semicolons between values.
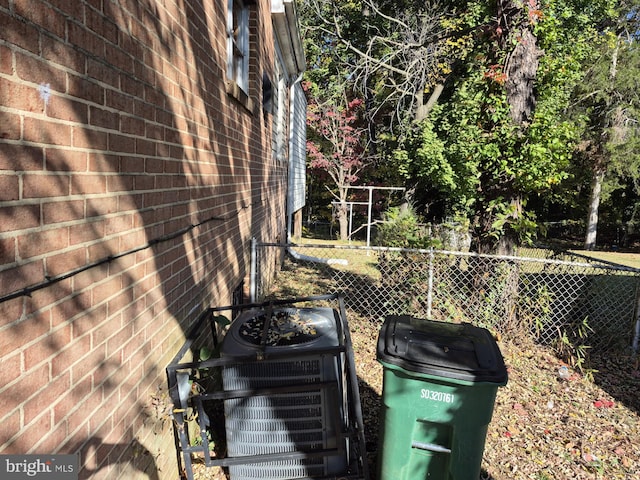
227;0;249;93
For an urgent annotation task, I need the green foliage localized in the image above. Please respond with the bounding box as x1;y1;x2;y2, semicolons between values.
521;282;554;339
190;428;212;447
489;202;539;246
300;0;638;250
393;114;472;210
375;206;441;249
389;0;616;251
396;62;578;246
554;316;598;381
560;0;640;243
594;40;640;175
198;347;212;361
212;314;230;327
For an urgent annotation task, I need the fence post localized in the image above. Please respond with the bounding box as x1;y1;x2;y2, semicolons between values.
250;237;257;302
427;247;434;318
633;286;640;353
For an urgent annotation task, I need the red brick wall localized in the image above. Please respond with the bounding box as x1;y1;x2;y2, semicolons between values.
0;0;285;478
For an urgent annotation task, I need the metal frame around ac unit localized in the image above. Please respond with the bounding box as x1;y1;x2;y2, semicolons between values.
166;294;370;480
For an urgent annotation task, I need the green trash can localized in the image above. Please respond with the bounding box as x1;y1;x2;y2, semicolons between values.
376;315;508;480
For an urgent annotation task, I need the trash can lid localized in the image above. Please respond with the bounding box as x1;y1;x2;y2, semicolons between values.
377;315;508;384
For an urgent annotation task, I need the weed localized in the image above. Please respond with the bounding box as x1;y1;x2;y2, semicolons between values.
554;317;598;381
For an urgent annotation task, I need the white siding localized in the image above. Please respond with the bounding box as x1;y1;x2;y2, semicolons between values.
288;81;307;215
272;52;287;163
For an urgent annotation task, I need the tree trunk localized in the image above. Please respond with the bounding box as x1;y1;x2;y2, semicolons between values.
472;188;522;255
505;29;543;126
584;166;605;250
336;201;349;241
415;84;444;122
471;208;494;254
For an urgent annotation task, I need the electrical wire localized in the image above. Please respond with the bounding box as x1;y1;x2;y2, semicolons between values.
0;215;227;305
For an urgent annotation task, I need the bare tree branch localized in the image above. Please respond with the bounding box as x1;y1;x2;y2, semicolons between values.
304;0;463;132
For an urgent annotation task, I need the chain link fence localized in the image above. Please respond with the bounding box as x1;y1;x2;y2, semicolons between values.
254;243;640;354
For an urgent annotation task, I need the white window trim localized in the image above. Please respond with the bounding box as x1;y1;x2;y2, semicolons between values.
227;0;249;94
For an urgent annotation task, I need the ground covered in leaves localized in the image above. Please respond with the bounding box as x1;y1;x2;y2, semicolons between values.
187;254;640;480
349;311;640;480
190;308;639;480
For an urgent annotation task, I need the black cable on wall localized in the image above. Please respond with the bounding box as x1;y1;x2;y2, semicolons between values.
0;215;227;305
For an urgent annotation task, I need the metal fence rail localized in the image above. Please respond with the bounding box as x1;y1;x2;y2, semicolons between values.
253;243;640;354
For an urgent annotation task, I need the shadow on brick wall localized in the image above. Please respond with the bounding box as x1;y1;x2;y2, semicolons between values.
0;0;279;478
73;438;160;480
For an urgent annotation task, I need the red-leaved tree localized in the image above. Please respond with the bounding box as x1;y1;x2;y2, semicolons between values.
306;86;368;240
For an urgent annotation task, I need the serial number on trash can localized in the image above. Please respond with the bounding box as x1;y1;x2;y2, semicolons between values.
420;389;455;404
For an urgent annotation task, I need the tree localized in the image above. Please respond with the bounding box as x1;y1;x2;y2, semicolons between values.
569;2;640;249
390;0;613;253
306;86;368;240
299;0;629;254
301;0;479;138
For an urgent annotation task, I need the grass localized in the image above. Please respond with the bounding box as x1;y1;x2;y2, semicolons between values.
290;238;381;278
570;250;640;270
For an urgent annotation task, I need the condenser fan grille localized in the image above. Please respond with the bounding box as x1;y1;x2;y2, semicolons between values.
235;308;329;347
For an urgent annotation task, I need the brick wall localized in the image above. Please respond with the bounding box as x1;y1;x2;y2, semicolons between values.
0;0;286;478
